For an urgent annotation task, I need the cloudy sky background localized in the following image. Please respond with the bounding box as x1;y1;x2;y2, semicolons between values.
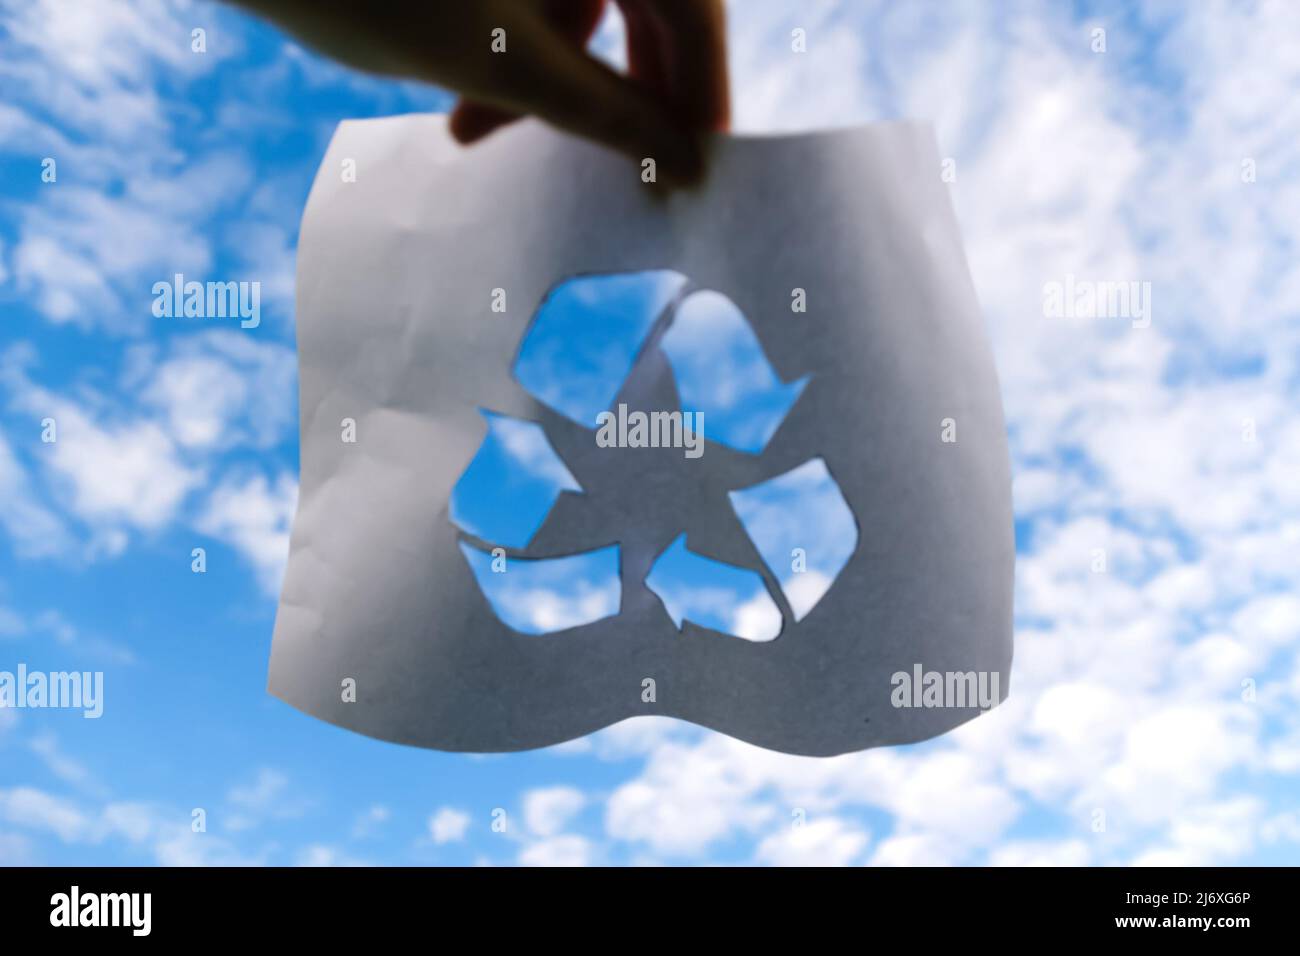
1;0;1298;865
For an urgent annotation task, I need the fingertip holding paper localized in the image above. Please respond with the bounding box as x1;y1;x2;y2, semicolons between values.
268;114;1014;757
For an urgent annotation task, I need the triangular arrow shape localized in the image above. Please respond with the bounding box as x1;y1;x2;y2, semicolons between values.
645;533;782;642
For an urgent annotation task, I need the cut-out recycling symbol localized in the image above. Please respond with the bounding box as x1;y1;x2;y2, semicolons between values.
450;271;859;642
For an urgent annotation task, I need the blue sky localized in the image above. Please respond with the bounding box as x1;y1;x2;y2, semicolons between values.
2;0;1299;866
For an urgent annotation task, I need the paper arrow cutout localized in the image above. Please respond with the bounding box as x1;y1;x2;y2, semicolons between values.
658;289;809;454
644;533;782;642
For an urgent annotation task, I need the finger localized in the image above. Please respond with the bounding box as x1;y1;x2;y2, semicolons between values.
617;0;670;97
541;0;607;43
450;0;608;145
616;0;730;131
470;17;704;183
449;98;518;143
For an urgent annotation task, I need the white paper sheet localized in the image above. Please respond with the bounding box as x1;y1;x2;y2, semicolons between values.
269;114;1014;756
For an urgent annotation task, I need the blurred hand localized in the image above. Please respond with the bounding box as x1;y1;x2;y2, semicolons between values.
228;0;730;183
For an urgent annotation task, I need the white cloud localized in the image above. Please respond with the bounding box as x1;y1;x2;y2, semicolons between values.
224;768;306;832
988;839;1090;867
139;331;296;451
0;606;20;636
14;179;223;332
1232;594;1300;654
755;817;869;867
519;835;593;867
228;768;290;812
868;833;958;867
604;738;775;856
488;414;580;492
724;0;879;132
1129;797;1264;867
428;807;471;845
295;844;371;867
29;734;99;793
109;803;262;867
481;570;621;634
0;0;200;143
1;0;264;333
0;431;73;557
0;787;92;843
0;606;134;664
522;786;586;838
2;348;204;536
0;832;35;865
196;472;297;595
729;587;784;641
552;716;698;760
0;332;299;586
0;787;260;865
1260;811;1300;846
149;827;260;867
351;804;390;839
45;412;201;530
